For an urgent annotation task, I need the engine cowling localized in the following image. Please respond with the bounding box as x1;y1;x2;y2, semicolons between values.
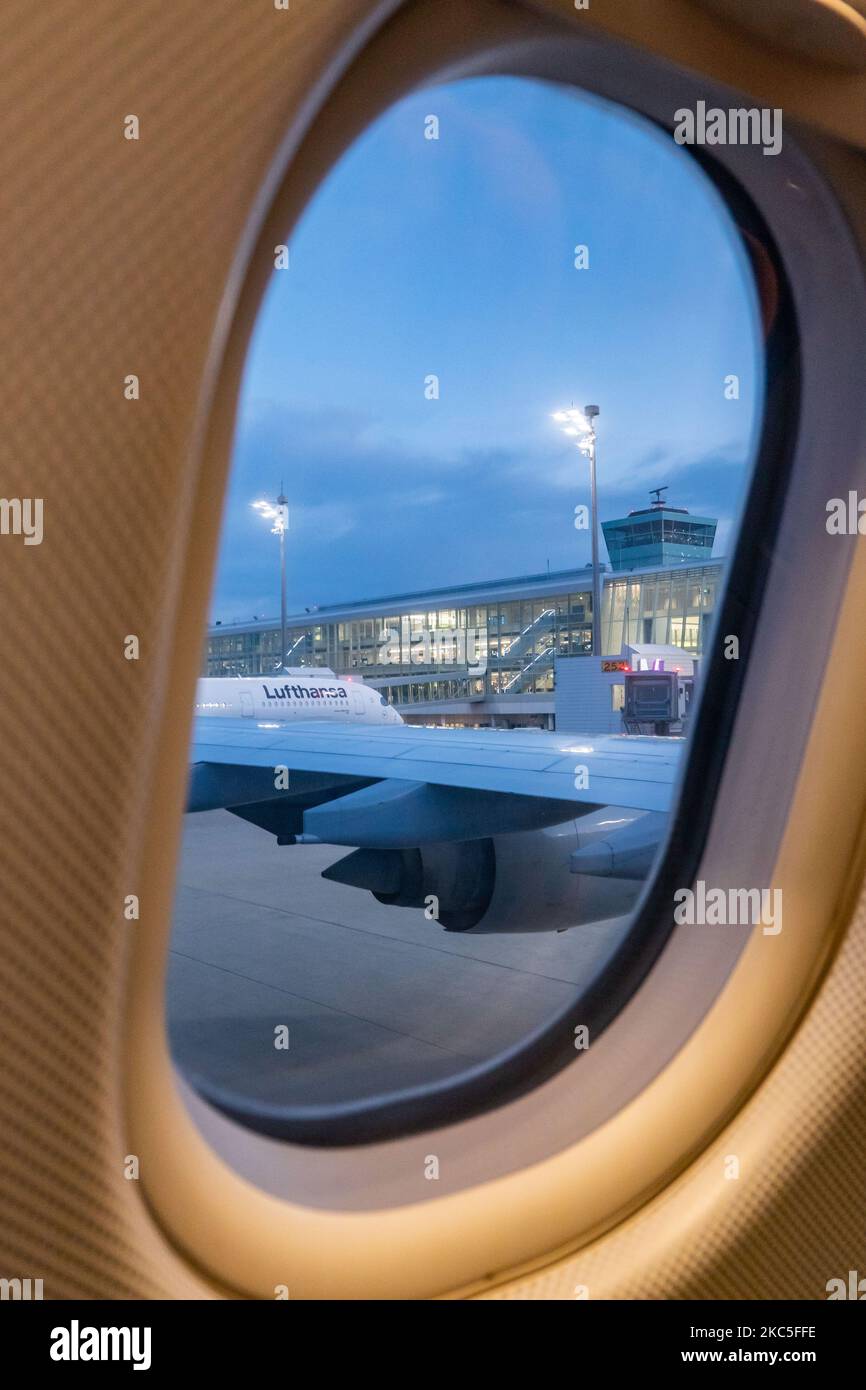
322;808;652;933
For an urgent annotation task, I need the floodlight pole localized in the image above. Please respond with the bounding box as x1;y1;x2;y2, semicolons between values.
584;406;601;656
278;490;288;673
251;491;290;674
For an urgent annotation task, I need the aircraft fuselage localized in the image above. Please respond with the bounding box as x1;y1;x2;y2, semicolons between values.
195;675;403;726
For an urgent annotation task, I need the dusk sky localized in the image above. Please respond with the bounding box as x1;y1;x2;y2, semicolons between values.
211;76;763;623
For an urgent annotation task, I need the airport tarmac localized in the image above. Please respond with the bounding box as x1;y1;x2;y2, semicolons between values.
168;810;634;1109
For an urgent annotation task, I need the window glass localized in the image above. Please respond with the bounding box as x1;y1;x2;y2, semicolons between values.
171;75;763;1121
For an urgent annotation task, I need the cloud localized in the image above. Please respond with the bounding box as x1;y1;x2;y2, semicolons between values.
290;501;357;541
211;402;750;620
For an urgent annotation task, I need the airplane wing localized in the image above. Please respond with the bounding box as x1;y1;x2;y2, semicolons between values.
188;716;680;847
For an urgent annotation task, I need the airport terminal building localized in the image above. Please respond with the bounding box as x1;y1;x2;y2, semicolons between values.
206;498;724;727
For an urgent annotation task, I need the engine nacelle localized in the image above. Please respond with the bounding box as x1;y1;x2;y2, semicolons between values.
322;838;493;931
323;808;651;933
467;813;644;934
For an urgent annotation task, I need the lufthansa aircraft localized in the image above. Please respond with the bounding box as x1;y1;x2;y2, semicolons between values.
195;671;404;724
188;673;676;931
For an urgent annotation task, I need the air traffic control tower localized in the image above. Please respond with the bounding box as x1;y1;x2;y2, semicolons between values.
601;488;717;572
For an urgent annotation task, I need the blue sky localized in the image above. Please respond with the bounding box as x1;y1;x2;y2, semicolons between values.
212;76;763;622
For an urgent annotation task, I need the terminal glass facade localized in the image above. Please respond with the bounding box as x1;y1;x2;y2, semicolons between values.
206;562;723;694
207;590;593;692
599;565;720;656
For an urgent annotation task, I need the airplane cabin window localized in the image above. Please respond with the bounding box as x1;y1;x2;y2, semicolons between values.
170;75;765;1143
